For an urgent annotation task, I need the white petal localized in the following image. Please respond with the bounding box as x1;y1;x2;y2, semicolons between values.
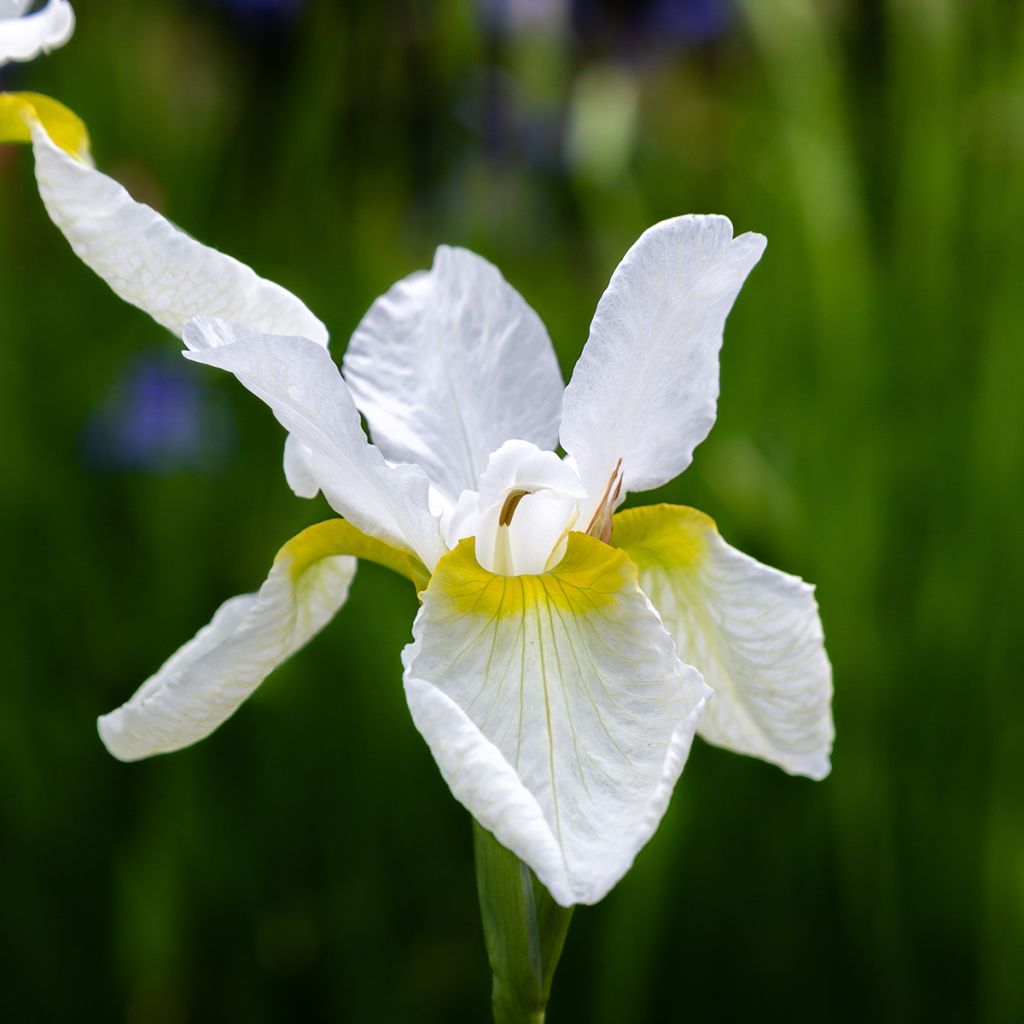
614;505;833;779
27;120;327;345
343;246;564;501
403;534;710;905
2;4;37;20
283;434;320;499
98;524;357;762
0;0;73;67
184;317;446;569
560;216;766;519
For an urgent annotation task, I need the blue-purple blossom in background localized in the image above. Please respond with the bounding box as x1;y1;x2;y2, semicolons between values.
478;0;732;45
208;0;306;26
462;0;733;189
477;0;567;33
83;349;233;474
571;0;732;47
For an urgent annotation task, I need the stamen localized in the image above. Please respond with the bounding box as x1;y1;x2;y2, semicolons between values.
585;458;623;540
498;488;530;527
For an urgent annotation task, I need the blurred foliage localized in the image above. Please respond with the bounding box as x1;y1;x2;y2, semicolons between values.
1;0;1023;1020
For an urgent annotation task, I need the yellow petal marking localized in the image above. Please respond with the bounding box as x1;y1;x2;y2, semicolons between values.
0;92;91;162
279;518;430;593
611;503;714;572
433;532;633;618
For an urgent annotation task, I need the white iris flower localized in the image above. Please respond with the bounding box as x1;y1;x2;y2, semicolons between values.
0;1;73;67
3;100;832;907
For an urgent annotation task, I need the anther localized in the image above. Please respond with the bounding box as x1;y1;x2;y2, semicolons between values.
585;458;623;540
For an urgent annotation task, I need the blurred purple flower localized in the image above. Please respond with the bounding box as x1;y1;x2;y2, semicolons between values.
478;0;731;44
212;0;305;14
643;0;731;43
571;0;733;47
83;350;233;473
465;0;733;176
207;0;306;27
478;0;567;34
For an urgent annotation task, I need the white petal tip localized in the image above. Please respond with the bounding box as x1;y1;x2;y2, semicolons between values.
96;713;145;763
737;230;768;258
789;752;832;782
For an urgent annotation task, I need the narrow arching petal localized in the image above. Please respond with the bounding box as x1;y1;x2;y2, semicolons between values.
560;216;766;521
99;518;428;762
0;1;74;67
343;247;564;502
403;534;710;906
614;504;833;779
3;102;327;502
184;317;446;569
24;117;327;345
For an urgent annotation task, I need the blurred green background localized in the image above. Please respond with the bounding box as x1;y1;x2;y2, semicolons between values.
2;0;1022;1020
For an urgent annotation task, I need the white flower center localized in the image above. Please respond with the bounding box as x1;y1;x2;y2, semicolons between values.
445;439;587;576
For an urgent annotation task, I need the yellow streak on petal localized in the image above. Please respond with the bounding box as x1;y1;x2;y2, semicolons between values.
433;532;634;618
278;518;430;592
611;503;716;572
0;92;91;162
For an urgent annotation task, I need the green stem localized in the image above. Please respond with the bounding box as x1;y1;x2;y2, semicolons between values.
473;822;574;1024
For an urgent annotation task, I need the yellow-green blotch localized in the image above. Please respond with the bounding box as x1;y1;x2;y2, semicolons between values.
612;503;715;572
0;92;91;162
431;533;635;618
278;518;430;592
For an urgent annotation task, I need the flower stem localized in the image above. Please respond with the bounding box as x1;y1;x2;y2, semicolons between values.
473;821;574;1024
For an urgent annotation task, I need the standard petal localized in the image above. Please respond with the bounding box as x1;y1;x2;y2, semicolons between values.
559;216;766;521
25;117;327;344
403;534;710;906
614;504;833;779
343;246;564;502
184;317;446;569
0;1;74;67
98;518;428;762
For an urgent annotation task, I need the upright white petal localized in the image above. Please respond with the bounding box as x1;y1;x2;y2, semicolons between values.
0;1;74;67
27;121;327;345
98;522;357;762
184;317;446;569
403;534;710;906
343;247;564;502
614;505;833;779
560;216;766;522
